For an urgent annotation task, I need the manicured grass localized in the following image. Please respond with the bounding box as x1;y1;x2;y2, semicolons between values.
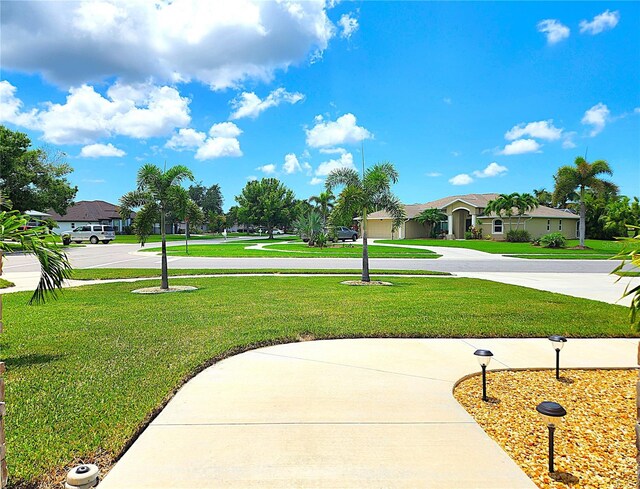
143;242;440;258
0;278;15;289
70;268;451;280
2;276;634;486
377;238;627;259
111;233;248;244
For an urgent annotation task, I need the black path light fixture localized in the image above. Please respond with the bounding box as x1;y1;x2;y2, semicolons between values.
536;401;567;473
548;335;567;380
473;349;493;401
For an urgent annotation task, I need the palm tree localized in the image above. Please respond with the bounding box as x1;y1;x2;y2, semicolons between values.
552;156;618;247
308;190;335;225
415;208;447;237
485;193;517;231
513;193;539;231
293;210;323;246
173;188;204;255
119;163;194;289
326;162;405;282
0;198;72;485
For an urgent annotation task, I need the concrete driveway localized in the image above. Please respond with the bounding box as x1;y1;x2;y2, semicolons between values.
99;338;637;489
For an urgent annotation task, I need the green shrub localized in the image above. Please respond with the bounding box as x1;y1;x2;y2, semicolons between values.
540;232;566;248
464;231;473;240
506;230;531;242
315;232;328;248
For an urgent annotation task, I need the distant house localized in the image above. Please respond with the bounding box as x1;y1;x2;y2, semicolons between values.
47;200;134;233
365;193;579;240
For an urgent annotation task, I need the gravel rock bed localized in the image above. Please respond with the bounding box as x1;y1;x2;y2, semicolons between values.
340;280;393;286
454;369;637;488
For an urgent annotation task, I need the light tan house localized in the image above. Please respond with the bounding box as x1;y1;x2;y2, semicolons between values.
365;193;580;240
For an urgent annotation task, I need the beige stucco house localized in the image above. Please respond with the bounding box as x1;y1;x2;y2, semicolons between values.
365;193;580;240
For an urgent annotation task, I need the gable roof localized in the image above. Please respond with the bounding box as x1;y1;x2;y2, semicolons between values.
367;193;499;220
47;200;130;222
367;193;579;220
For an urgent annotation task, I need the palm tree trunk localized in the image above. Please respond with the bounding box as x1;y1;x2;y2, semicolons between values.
185;220;189;255
579;200;586;247
160;211;169;289
361;211;370;282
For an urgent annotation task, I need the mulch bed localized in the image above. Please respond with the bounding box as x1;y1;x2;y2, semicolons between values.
454;369;637;488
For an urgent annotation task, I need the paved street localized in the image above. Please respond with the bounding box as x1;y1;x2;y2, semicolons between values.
1;238;625;274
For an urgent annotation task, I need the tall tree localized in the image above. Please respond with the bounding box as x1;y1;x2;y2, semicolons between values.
533;188;553;207
235;178;296;239
119;164;194;289
309;190;335;225
173;188;204;253
326;162;405;282
552;156;618;247
0;126;77;214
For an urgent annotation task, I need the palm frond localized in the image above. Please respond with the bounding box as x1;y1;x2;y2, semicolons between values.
325;168;360;190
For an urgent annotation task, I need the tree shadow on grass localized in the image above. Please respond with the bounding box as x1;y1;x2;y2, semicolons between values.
5;353;64;369
551;471;579;484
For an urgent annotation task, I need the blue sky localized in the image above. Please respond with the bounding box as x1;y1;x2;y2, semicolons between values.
1;1;638;211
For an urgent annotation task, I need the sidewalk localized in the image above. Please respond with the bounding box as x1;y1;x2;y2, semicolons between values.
99;338;637;488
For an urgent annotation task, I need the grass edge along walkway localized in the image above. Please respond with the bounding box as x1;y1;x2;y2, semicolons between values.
2;276;635;487
70;268;451;280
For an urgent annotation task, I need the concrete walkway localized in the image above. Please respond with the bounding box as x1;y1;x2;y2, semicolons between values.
99;338;638;488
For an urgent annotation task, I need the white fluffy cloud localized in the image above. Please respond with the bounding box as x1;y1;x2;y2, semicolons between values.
0;81;190;144
1;1;336;89
165;128;206;151
309;177;324;185
338;13;358;39
504;120;563;141
449;174;473;186
282;153;302;174
208;122;242;138
195;137;242;160
166;122;243;160
257;164;277;174
315;152;356;176
581;103;610;136
80;143;126;158
580;10;620;35
0;80;39;128
230;88;304;120
306;113;372;148
425;172;442;177
499;139;542;155
473;162;507;178
537;19;570;44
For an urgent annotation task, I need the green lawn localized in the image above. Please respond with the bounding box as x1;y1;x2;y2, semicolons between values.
0;278;15;289
377;238;628;259
143;241;441;258
2;276;634;487
70;268;451;280
111;233;250;244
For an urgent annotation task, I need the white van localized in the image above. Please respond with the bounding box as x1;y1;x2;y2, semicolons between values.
67;225;116;244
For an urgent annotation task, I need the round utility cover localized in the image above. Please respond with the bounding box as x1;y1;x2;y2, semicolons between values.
66;464;99;486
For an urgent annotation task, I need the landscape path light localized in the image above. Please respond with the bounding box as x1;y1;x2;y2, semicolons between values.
548;335;567;380
536;401;567;473
473;349;493;402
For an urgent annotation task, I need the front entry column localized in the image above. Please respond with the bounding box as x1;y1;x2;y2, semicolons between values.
471;214;477;227
447;214;454;239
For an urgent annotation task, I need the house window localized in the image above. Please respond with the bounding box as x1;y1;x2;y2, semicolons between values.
558;219;562;231
71;223;75;228
546;219;550;232
493;219;503;234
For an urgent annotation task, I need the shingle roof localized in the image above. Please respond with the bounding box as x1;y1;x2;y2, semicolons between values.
47;200;131;221
367;193;579;220
367;193;499;219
